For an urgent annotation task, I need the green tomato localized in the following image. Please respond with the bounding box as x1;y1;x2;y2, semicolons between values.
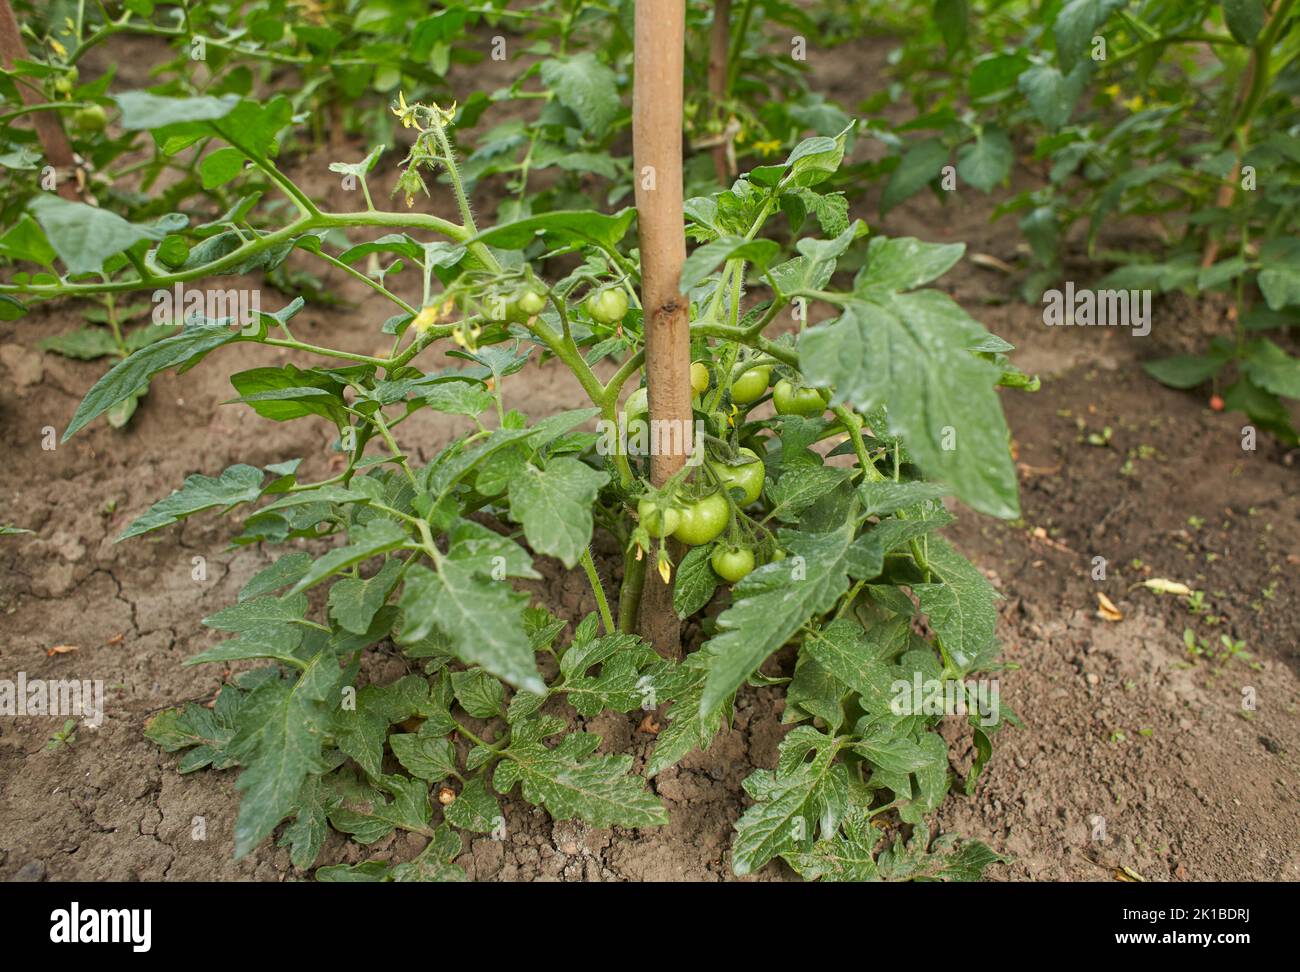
156;235;191;270
690;362;709;395
638;497;680;538
53;69;77;96
773;378;828;417
731;365;771;405
586;288;629;325
625;386;648;421
671;492;730;546
711;545;756;583
516;288;546;316
623;386;649;443
71;105;107;133
709;446;764;506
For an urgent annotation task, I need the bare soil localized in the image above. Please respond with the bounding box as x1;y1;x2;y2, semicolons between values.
2;31;1298;883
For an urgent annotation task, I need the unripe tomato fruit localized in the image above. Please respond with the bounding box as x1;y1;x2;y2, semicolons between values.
53;69;77;95
586;288;628;325
625;386;648;422
709;446;764;505
638;497;680;538
72;105;108;133
624;386;649;443
711;545;756;582
157;235;191;269
731;365;771;404
773;378;828;417
690;362;709;395
671;493;730;546
516;288;546;316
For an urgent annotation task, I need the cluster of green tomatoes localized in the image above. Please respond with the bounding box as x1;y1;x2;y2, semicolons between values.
627;359;830;585
489;277;831;588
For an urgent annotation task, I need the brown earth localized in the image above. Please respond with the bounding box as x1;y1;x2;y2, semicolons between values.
1;29;1298;882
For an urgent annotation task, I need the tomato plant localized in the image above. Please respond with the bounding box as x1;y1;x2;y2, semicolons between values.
0;5;1031;882
865;0;1300;442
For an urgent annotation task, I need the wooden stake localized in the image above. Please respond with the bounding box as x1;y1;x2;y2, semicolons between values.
633;0;690;658
0;0;80;201
708;0;732;184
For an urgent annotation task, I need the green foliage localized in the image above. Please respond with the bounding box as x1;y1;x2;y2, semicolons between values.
866;0;1300;440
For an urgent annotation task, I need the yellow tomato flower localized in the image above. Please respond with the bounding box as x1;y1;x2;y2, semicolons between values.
412;305;439;333
752;139;782;157
391;91;415;128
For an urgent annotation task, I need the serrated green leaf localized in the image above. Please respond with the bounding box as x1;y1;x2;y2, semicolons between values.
390;731;457;782
40;327;120;360
145;692;243;772
732;729;843;876
799;291;1018;519
857;481;952;518
278;774;334;870
672;545;718;619
239;552;313;602
333;676;433;779
66;320;243;440
699;519;858;714
398;562;545;694
801;617;909;708
289;519;408;594
29;195;177;276
1224;0;1266;44
956;129;1013;193
881;139;948;214
1018;64;1087;130
507;457;609;569
498;732;668;828
913;537;998;674
539;53;621;138
646;658;729;777
451;668;506;719
768;466;854;523
229;657;341;857
443;776;501;833
471;209;635;252
1054;0;1126;73
782;808;881;881
328;557;403;635
118;463;265;540
1258;238;1300;311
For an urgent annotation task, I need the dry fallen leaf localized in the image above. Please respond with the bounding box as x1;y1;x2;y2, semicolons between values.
1141;578;1193;596
1114;865;1145;882
46;644;80;656
639;712;661;734
1096;591;1123;622
970;252;1014;274
104;632;125;647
